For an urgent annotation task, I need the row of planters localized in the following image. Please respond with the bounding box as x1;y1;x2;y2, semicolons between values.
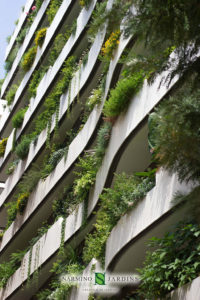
4;0;67;75
31;0;200;298
0;27;148;293
2;0;95;102
37;79;200;300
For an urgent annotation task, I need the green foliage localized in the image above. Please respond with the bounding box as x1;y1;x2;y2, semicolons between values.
4;47;18;73
83;172;155;264
95;123;112;162
103;72;144;118
6;84;18;105
86;87;102;111
79;0;92;8
15;135;33;159
21;46;37;71
124;0;200;84
28;67;47;97
0;249;26;288
47;0;63;24
33;56;76;136
16;192;30;214
35;28;47;47
0;138;8;157
12;107;27;128
87;1;107;40
16;27;28;44
4;201;17;230
74;123;112;203
149;86;200;182
41;147;67;179
6;159;20;175
17;164;41;194
74;153;98;202
139;222;200;299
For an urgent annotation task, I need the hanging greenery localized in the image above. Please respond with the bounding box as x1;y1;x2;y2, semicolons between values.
35;28;47;47
0;138;8;157
138;222;200;299
21;46;37;71
148;85;200;182
83;171;155;265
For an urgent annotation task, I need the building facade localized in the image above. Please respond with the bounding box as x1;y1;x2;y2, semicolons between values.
0;0;199;299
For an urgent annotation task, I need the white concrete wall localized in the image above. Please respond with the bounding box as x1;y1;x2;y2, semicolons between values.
105;169;193;269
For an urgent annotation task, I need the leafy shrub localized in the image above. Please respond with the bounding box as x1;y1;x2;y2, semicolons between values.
86;87;102;111
95;123;112;161
16;27;28;44
79;0;92;8
0;250;26;288
34;56;76;135
74;153;98;202
103;72;144;118
16;193;30;214
4;201;17;230
101;30;120;59
17;164;41;194
87;2;107;40
4;47;18;73
0;138;8;157
149;87;200;182
28;67;47;97
47;0;63;24
83;172;155;264
6;84;18;105
6;159;20;175
52;186;76;218
35;28;47;47
15;135;32;159
41;147;67;179
21;46;37;71
12;107;27;128
139;222;200;299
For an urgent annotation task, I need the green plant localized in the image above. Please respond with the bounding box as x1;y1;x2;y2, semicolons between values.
47;0;63;24
6;84;18;105
138;222;200;299
74;153;98;202
101;30;120;59
0;249;26;288
79;0;92;8
103;71;144;118
87;1;108;41
35;28;47;47
17;164;41;194
4;47;18;73
41;147;67;179
16;193;30;214
123;0;200;84
83;172;155;264
0;138;8;157
95;123;112;161
28;67;47;97
4;201;17;229
149;86;200;182
15;135;32;159
21;46;37;71
33;56;76;136
86;87;102;111
12;107;27;128
16;27;28;44
6;159;20;175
